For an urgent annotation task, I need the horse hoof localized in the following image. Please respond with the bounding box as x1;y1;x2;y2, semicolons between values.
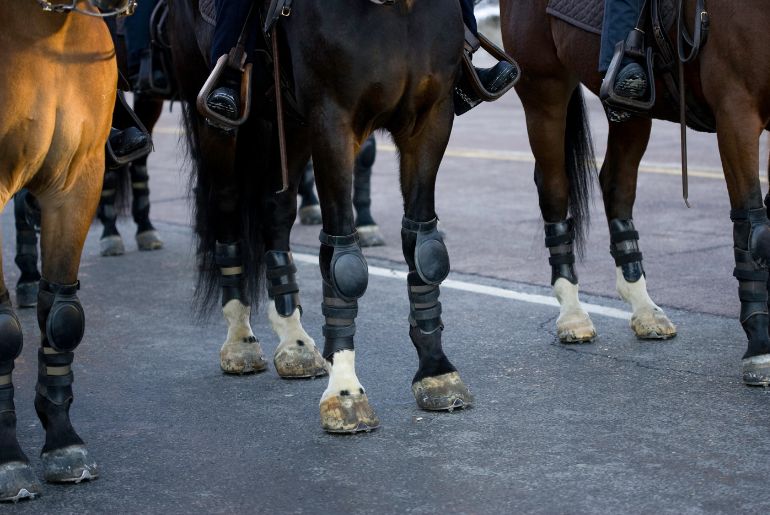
743;354;770;386
320;392;380;433
220;339;268;375
412;371;474;411
0;462;41;502
41;445;98;484
299;205;322;225
356;225;385;248
274;340;327;379
15;282;38;309
631;307;677;340
136;230;163;251
556;312;596;343
99;235;125;257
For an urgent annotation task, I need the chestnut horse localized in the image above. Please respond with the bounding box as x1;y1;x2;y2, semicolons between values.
169;0;473;433
501;1;770;384
0;0;123;502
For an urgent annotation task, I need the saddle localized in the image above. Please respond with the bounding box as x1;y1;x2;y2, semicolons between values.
547;0;714;133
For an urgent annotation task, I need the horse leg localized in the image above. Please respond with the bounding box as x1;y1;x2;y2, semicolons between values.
13;190;41;308
312;105;378;433
131;94;163;251
297;161;322;225
600;117;676;339
711;102;770;384
262;144;326;379
203;126;267;375
521;79;596;343
34;159;102;484
0;196;41;501
96;166;126;256
394;100;473;411
353;135;384;247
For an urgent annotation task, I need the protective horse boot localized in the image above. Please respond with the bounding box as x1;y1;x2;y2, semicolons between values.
215;241;267;374
732;209;770;385
0;292;41;502
353;136;384;247
13;191;41;308
401;217;473;411
318;231;379;433
35;280;98;484
130;162;163;251
265;251;325;378
96;167;125;256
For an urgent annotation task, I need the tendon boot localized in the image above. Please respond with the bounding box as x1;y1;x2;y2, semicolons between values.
0;292;40;502
13;191;41;308
732;208;770;385
401;217;472;411
266;251;326;378
130;163;163;251
96;168;125;256
318;231;379;433
216;241;266;374
35;280;98;484
353;136;384;247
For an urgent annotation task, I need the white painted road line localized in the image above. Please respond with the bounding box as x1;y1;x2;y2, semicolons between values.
292;252;632;321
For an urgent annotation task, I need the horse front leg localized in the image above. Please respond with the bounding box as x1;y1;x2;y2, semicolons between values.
312;105;378;433
394;99;473;412
601;116;676;340
712;101;770;385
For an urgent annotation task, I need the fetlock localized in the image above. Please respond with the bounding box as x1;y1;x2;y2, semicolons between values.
130;164;155;233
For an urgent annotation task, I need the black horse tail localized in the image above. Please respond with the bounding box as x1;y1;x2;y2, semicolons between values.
172;0;266;316
563;86;597;256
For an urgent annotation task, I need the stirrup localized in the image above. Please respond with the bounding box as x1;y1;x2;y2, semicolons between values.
105;91;153;169
197;48;252;131
459;27;520;103
600;29;656;114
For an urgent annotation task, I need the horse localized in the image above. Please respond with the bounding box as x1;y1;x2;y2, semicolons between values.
0;0;126;501
500;0;770;384
168;0;473;433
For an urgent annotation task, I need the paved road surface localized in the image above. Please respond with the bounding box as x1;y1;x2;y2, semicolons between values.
3;59;770;513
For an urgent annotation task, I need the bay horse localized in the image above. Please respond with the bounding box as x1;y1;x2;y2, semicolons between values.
0;0;125;501
169;0;473;432
501;1;770;384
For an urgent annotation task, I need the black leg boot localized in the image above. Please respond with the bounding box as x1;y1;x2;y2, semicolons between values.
353;136;384;247
97;168;125;256
13;192;40;308
130;162;163;251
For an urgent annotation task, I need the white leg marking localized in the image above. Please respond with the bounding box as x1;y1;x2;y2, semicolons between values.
268;303;315;347
553;278;596;342
220;299;266;373
615;268;677;339
321;350;363;403
268;303;326;378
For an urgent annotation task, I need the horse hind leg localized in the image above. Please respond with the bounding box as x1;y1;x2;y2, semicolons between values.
0;201;41;501
131;94;163;251
353;135;384;248
96;166;126;256
521;79;596;343
13;190;41;308
600;117;676;340
394;99;473;412
312;105;378;433
34;158;103;484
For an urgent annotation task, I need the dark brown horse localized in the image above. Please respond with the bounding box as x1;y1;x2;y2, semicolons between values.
0;0;128;502
501;1;770;384
169;0;473;433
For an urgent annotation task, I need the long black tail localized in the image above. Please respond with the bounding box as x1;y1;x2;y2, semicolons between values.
171;0;267;315
563;87;597;255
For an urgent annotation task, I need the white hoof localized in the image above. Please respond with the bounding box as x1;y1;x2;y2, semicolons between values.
556;310;596;343
136;230;163;251
631;306;677;340
99;235;124;256
220;337;268;374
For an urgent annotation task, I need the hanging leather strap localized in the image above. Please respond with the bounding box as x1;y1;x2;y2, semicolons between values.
272;25;289;194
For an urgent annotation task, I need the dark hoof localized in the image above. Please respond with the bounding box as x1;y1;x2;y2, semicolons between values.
320;393;380;434
15;282;38;309
412;372;474;411
356;225;385;248
299;205;322;225
136;230;163;251
99;235;124;257
743;355;770;386
42;445;98;484
0;462;41;502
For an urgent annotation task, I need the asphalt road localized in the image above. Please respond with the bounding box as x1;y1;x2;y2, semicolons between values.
3;57;770;514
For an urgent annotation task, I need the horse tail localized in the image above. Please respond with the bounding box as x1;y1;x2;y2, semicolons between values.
563;86;597;256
